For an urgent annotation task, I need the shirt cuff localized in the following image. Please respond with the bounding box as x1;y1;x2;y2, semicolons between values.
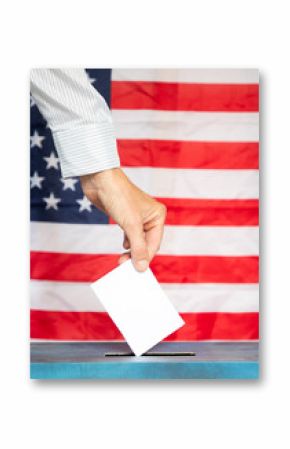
52;123;120;178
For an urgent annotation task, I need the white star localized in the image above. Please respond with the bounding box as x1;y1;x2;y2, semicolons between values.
30;171;45;189
43;192;61;210
44;152;60;170
61;178;78;191
86;73;96;85
30;130;45;148
30;95;36;107
76;196;92;212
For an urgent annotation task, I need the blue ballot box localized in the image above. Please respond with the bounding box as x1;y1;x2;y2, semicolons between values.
30;341;259;380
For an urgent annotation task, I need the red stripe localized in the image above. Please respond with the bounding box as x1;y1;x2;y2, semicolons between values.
30;310;259;341
30;252;259;283
160;198;259;226
118;140;259;169
30;253;119;283
109;199;259;226
111;81;259;112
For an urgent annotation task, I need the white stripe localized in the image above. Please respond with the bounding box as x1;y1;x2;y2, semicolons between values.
123;167;259;199
31;222;258;256
30;281;259;313
112;69;259;84
112;110;258;142
161;226;258;256
31;222;124;254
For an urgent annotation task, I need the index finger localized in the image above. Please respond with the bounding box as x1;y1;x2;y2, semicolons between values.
145;219;165;262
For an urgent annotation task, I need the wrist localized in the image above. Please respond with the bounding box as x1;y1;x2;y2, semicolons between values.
80;167;122;193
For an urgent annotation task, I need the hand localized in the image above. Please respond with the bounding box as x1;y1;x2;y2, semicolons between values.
80;168;167;272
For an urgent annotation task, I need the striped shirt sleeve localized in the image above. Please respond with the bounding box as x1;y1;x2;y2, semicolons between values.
30;68;120;178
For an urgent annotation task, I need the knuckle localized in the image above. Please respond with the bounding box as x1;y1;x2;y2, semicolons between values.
153;245;161;255
159;203;167;219
124;218;142;231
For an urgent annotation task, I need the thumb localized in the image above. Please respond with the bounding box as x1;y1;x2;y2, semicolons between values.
125;222;149;272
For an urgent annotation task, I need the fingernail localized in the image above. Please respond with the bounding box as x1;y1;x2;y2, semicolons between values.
135;259;148;272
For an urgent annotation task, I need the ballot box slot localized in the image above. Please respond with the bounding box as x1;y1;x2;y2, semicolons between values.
105;352;196;357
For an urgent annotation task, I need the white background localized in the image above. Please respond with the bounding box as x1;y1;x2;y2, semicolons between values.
0;1;289;447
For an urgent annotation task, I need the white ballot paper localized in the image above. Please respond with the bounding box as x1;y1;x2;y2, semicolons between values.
91;260;184;356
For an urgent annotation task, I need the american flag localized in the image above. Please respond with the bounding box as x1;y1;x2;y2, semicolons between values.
30;68;259;342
